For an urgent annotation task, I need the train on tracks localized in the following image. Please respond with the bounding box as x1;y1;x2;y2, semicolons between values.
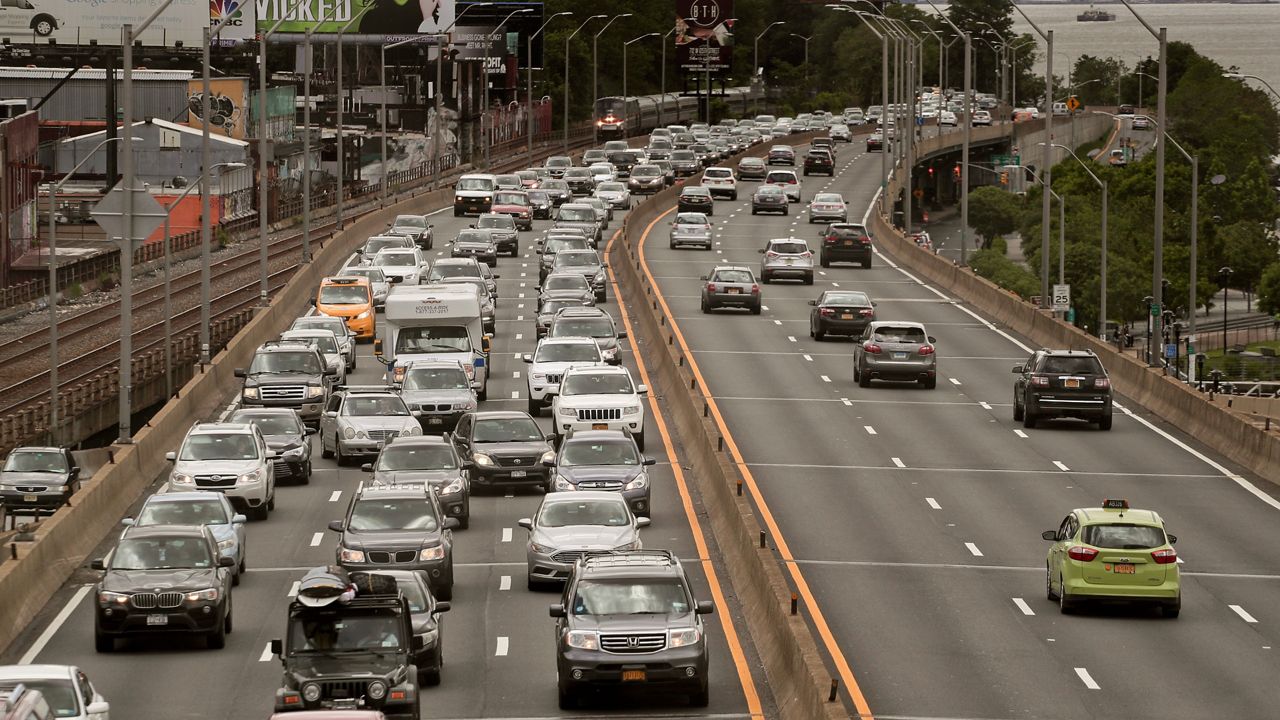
593;86;765;140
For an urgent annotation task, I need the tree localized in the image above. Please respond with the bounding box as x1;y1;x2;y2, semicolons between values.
968;186;1022;247
1257;262;1280;317
1221;220;1277;297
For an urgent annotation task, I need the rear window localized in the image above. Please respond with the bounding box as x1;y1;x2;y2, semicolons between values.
769;242;808;254
1040;356;1104;375
704;168;732;178
1081;523;1166;549
829;225;867;239
872;326;926;343
713;269;753;283
766;173;797;184
682;188;710;197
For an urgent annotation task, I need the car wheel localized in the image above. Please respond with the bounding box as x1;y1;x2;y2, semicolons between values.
1013;395;1024;422
458;510;470;531
1163;596;1181;619
334;439;346;467
751;208;758;215
1098;412;1113;431
670;240;677;249
527;398;541;416
207;617;227;649
782;207;788;215
350;355;357;371
700;297;710;313
478;385;488;402
923;376;937;389
266;492;276;512
804;273;814;285
862;257;872;269
250;502;269;521
558;680;577;710
320;435;333;459
94;627;114;653
1058;579;1076;615
761;273;771;284
436;578;454;602
301;461;312;485
750;302;761;315
634;431;645;452
820;254;830;268
858;366;871;388
1023;408;1037;429
527;572;547;591
1045;564;1059;601
814;325;826;342
420;665;442;687
224;604;233;634
232;567;241;586
689;680;710;708
239;555;247;574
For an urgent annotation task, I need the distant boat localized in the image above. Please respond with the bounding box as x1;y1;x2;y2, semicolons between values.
1077;7;1117;22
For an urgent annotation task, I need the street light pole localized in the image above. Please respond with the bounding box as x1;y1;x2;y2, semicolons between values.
591;13;631;144
623;33;661;133
789;33;812;92
382;36;432;203
1219;267;1233;355
434;3;493;187
659;27;676;127
299;1;346;266
836;6;888;212
201;10;240;363
565;15;606;149
334;7;374;232
528;12;572;159
1012;3;1052;309
753;21;786;116
483;8;533;168
926;1;971;263
1047;143;1107;336
1223;71;1280;102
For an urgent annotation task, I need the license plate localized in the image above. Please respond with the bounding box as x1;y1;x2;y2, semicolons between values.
510;470;526;478
785;258;795;264
592;423;609;430
621;669;646;682
146;614;168;626
844;240;854;246
1065;378;1081;388
727;288;741;294
841;314;853;320
893;352;908;359
23;494;37;502
427;417;443;425
1112;563;1136;574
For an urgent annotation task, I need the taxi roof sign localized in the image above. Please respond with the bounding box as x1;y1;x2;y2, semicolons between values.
1102;499;1129;510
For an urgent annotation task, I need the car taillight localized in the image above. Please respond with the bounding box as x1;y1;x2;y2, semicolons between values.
1151;548;1178;564
1094;378;1110;389
820;308;835;317
751;284;760;294
863;342;882;354
1031;375;1049;386
825;236;837;245
766;251;779;258
800;251;812;258
918;345;935;355
859;308;874;317
706;283;717;292
1067;546;1099;562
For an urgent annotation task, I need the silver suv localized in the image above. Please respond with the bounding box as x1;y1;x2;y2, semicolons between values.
166;422;277;520
854;320;939;389
319;387;423;465
759;237;815;284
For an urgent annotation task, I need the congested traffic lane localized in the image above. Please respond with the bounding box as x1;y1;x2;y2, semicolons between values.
11;190;770;718
642;142;1280;718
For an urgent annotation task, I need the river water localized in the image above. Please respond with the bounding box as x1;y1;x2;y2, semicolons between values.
956;3;1280;100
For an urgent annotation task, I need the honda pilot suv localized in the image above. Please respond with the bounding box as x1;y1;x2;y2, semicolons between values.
550;550;715;709
1013;349;1114;430
236;341;337;429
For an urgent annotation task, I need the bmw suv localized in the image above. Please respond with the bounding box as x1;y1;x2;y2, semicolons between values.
1013;349;1114;430
329;484;458;600
550;550;715;709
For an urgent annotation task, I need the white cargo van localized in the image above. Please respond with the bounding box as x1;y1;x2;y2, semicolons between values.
454;173;496;216
378;284;491;400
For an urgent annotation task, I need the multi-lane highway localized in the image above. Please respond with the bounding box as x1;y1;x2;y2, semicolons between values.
638;141;1280;719
5;186;777;718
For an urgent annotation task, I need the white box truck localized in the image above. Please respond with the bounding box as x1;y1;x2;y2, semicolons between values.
377;284;491;401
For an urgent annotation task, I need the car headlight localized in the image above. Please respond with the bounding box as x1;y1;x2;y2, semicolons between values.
355;429;369;440
283;444;306;456
217;537;237;551
98;590;129;605
531;372;547;382
624;474;648;491
440;476;464;495
593;270;606;284
420;546;446;561
306;385;325;399
185;587;220;603
668;627;702;648
354;310;372;321
557;405;577;417
613;539;640;551
622;405;641;417
404;424;422;436
554;475;574;491
459;399;477;411
473;453;495;467
301;682;322;703
540;450;557;465
237;469;263;485
565;630;599;650
367;680;387;701
242;387;259;400
170;472;194;485
339;547;365;563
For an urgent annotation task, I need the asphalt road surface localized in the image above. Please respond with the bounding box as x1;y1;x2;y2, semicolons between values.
638;140;1280;719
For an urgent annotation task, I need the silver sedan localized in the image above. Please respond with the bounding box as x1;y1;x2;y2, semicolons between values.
518;491;648;590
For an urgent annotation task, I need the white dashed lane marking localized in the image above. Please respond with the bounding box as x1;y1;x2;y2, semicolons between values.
288;581;300;597
949;377;962;385
925;496;941;509
803;354;813;362
496;636;510;656
1230;604;1258;623
1075;668;1101;690
1014;429;1028;438
328;490;342;502
309;532;323;547
1012;598;1035;616
1053;461;1070;472
501;528;513;543
259;643;274;662
863;425;876;434
979;401;992;410
965;542;984;557
500;575;512;591
891;457;905;468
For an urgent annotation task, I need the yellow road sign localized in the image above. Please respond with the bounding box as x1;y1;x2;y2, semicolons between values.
1066;96;1081;112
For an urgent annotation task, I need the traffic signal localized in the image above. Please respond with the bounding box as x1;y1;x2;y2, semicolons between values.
952;163;961;180
927;166;935;178
1000;171;1009;185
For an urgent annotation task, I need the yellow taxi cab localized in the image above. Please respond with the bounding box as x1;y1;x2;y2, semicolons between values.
315;276;375;341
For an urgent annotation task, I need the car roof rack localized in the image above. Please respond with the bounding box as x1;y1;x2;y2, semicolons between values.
578;550;678;569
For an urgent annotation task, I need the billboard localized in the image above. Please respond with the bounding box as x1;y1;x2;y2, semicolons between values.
448;2;545;72
211;0;257;43
256;0;455;35
2;0;207;47
676;0;734;72
187;78;251;140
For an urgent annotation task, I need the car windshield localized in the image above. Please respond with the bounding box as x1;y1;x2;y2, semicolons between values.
545;238;588;255
822;292;871;306
1082;523;1167;550
112;537;213;570
494;192;526;205
343;396;409;417
293;318;348;339
676;213;708;225
536;343;600;362
555;253;598;268
395;326;470;354
565;169;589;178
477;216;512;229
403;367;470;390
393;215;426;228
562;373;633;396
180;433;258;461
830;225;867;239
457;178;493;191
1040;357;1104;374
671;151;695;161
560;440;639;467
290;611;404;652
428;263;479;280
543;180;569;190
456;231;492;244
373;252;416;267
571;580;690;615
552;318;613;338
757;186;783;196
769;242;808;254
528;191;550;203
559;208;594;222
473;418;544;443
365;238;409;254
814;194;843;203
496;175;520;186
289;334;338;355
0;679;77;717
235;414;301;435
713;270;753;283
250;351;321;374
3;450;67;473
344;268;386;283
633;166;661;177
319;285;369;304
872;326;926;343
377;445;458;471
545;275;590;291
138;498;231;526
682;189;710;198
539;301;579;318
348;498;438;531
598;182;625;192
538;499;631;528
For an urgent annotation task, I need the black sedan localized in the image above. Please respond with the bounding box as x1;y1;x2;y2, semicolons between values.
540;180;572;206
527;189;555;219
751;184;788;215
677;186;715;215
808;290;876;341
451;229;499;267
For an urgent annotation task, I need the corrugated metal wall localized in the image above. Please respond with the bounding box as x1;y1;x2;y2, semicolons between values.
0;69;192;124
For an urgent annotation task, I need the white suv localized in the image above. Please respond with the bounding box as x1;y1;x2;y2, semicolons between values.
166;422;277;520
701;166;738;200
763;169;801;203
522;336;606;416
551;366;648;450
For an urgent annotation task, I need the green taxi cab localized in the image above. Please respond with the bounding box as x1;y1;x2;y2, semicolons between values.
1042;499;1180;617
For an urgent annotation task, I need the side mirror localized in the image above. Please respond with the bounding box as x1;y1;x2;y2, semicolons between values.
324;368;338;377
695;600;716;615
758;248;765;254
699;275;709;280
636;384;648;394
517;518;533;530
522;353;533;363
90;559;105;570
1041;530;1059;541
305;426;317;435
121;517;136;527
541;456;556;467
433;601;451;613
218;556;236;568
270;638;283;657
361;463;374;472
492;273;501;279
642;456;656;466
387;275;402;284
85;702;109;715
1167;534;1177;545
328;520;345;532
443;517;461;530
374;338;384;357
927;336;937;344
309;298;316;306
549;603;567;618
482;336;492;354
636;517;651;528
616;331;628;339
807;299;817;306
165;451;176;462
70;466;81;479
232;514;247;524
1012;365;1025;373
324;411;338;418
234;368;247;378
266;450;278;459
545;433;557;442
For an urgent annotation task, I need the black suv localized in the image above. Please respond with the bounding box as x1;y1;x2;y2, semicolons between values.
551;550;715;709
803;149;835;176
450;411;555;492
92;524;236;651
819;223;873;268
1013;349;1114;430
235;341;337;429
271;567;422;716
329;484;458;600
